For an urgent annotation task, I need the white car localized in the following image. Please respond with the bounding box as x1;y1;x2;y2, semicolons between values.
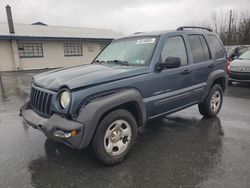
229;50;250;84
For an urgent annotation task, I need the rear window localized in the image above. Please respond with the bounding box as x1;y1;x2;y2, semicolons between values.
188;35;211;63
207;35;225;59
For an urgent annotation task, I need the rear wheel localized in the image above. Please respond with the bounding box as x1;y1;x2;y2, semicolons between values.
92;109;138;165
198;84;223;118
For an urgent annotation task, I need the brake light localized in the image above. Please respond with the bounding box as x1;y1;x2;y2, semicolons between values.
226;59;231;75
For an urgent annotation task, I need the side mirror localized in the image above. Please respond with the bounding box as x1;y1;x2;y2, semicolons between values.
158;57;181;70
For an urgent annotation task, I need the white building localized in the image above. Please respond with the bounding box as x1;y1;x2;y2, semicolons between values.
0;22;122;72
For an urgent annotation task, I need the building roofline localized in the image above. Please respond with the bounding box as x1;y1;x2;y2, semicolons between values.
0;35;114;42
0;22;117;32
0;22;123;41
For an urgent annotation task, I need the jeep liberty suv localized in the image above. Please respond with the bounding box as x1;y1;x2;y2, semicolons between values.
20;26;227;165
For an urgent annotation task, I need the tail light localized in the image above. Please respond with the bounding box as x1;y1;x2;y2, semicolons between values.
226;59;231;75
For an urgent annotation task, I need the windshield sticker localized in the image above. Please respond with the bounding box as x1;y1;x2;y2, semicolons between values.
136;38;156;44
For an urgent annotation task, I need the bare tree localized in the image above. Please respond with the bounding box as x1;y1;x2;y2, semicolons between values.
189;9;250;45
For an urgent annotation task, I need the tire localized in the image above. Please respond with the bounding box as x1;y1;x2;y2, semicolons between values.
198;84;223;118
92;109;138;165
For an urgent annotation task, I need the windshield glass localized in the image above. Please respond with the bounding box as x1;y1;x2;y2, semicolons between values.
94;37;158;66
239;50;250;60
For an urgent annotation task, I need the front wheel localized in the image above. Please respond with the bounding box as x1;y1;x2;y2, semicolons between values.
198;84;223;118
92;109;138;165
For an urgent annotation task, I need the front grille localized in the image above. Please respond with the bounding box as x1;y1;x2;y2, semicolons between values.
30;86;53;117
229;71;250;80
230;66;250;72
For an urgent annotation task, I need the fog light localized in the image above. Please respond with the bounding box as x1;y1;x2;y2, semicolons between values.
70;130;77;137
53;130;77;138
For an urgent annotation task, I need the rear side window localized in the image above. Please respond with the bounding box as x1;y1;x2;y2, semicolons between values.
199;36;211;60
161;36;188;66
207;35;225;59
188;35;211;63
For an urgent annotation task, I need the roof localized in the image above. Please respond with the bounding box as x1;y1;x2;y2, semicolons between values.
123;27;214;39
0;23;123;41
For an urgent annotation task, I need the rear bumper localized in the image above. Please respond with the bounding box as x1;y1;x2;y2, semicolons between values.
20;102;85;149
229;71;250;83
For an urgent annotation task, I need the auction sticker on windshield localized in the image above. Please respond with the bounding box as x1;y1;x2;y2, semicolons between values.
136;38;156;44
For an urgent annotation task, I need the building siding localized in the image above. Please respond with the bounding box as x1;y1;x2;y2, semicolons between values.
0;40;103;71
0;40;15;71
19;40;101;70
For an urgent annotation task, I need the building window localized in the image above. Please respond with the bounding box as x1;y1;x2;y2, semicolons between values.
18;43;43;58
64;43;82;56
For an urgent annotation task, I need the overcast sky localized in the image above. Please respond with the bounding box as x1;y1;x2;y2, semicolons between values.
0;0;249;34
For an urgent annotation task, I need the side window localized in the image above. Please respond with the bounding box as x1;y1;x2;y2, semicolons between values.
207;35;225;59
199;36;211;61
161;36;187;66
188;35;210;63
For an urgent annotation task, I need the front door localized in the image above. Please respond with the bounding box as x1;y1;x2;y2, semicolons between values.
146;35;193;118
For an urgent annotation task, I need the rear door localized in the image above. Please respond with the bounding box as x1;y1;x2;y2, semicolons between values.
184;34;213;102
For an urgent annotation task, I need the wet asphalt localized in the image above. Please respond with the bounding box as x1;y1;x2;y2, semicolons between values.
0;70;250;188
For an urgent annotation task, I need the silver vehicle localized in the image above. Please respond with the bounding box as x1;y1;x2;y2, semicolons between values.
226;45;250;61
229;50;250;84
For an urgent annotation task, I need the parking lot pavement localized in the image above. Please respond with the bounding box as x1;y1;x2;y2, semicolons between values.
0;71;250;188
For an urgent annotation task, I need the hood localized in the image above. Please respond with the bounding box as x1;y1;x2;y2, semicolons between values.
231;59;250;67
230;59;250;72
33;64;149;91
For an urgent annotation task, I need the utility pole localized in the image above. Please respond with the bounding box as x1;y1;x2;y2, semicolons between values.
228;10;232;45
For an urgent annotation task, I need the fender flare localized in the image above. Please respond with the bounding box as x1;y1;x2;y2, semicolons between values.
76;89;146;149
201;69;227;102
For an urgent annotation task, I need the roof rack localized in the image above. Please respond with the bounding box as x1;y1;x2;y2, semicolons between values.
176;26;213;32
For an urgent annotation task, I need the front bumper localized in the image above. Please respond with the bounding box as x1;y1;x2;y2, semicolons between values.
229;71;250;83
20;102;85;149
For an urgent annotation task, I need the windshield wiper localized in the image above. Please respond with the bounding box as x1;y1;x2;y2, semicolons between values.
93;60;106;64
107;60;129;66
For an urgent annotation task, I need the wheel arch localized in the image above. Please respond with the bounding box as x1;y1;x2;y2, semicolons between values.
97;100;145;128
201;69;227;102
213;77;227;91
77;89;147;149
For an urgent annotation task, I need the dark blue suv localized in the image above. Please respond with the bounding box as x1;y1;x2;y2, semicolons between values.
20;26;227;165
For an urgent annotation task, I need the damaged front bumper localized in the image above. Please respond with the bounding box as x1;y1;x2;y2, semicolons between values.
20;102;85;149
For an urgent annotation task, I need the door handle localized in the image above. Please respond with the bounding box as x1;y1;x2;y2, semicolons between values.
181;69;192;75
208;63;215;68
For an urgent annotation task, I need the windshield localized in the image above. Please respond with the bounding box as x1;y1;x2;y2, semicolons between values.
94;37;158;66
239;50;250;60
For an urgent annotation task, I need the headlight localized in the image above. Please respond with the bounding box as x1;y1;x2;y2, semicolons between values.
60;90;71;109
